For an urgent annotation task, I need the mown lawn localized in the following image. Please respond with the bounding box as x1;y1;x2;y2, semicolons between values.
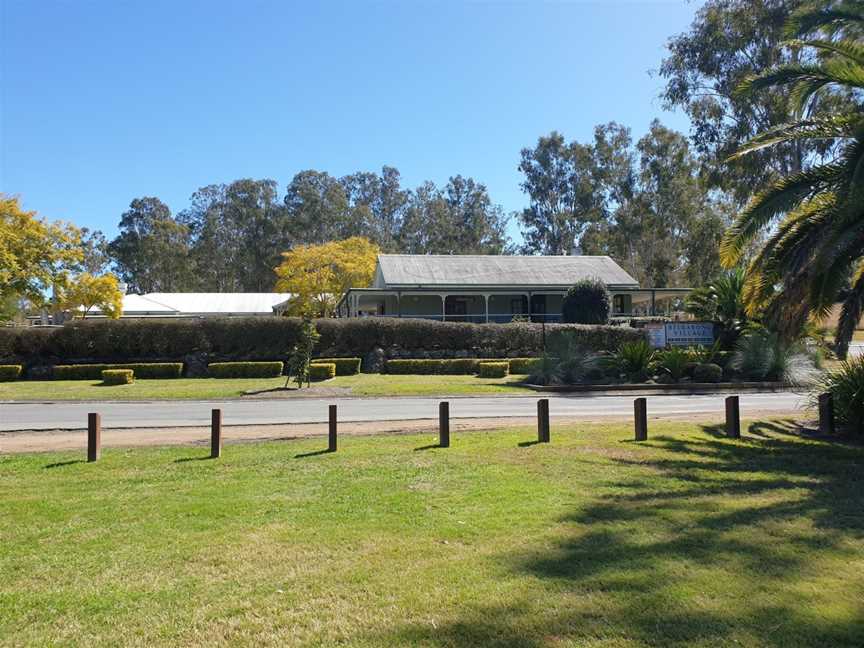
0;374;531;401
1;420;862;647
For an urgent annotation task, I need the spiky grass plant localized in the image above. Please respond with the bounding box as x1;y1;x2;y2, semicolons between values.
812;355;864;433
730;328;819;386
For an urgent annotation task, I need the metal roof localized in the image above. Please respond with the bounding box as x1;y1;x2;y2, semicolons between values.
374;255;639;289
93;293;293;317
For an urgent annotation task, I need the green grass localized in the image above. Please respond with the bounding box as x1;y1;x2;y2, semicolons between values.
0;374;531;401
1;420;862;647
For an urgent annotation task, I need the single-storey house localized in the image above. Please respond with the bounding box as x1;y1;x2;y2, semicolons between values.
335;254;690;323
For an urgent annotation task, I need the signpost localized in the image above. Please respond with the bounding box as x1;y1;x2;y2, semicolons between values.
646;322;715;349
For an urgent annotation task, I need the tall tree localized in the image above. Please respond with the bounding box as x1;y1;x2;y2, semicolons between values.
180;179;288;291
340;166;409;250
283;170;358;244
659;0;854;204
398;177;510;254
109;197;192;293
719;1;864;357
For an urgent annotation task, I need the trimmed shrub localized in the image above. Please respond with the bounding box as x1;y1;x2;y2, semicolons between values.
693;363;723;383
312;357;361;376
562;278;611;325
53;363;183;381
546;326;644;357
102;369;134;385
308;363;336;381
478;361;509;378
385;359;486;375
508;358;541;374
0;365;23;381
207;361;284;378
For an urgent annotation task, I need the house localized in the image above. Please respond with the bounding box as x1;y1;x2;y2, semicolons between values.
335;254;690;323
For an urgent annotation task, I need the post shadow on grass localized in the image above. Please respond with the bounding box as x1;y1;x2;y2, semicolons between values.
174;455;217;463
44;459;85;469
366;426;864;648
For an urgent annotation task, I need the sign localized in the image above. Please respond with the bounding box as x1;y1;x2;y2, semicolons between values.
664;322;715;347
645;323;666;348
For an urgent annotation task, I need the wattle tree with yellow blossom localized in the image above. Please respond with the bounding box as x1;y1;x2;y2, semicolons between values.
275;237;379;317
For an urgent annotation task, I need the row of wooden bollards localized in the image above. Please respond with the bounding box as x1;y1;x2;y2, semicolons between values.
83;393;839;461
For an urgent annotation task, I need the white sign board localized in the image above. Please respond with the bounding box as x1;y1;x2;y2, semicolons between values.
645;323;666;348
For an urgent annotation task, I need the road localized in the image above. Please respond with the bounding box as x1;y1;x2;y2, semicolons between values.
0;392;807;432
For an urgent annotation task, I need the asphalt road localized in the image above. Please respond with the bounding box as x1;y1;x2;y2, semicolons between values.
0;392;807;432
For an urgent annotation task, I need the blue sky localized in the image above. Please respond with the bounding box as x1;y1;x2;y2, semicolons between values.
1;0;700;243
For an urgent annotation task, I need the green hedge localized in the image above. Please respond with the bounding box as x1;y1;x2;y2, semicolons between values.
0;365;23;381
385;359;488;375
311;357;361;376
308;363;336;380
0;318;644;365
478;361;509;378
508;358;541;374
207;362;284;378
102;369;134;385
53;363;183;380
693;363;723;383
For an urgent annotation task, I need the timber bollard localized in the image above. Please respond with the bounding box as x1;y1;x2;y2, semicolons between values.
725;395;741;439
634;398;647;441
211;408;222;458
328;404;337;452
537;398;550;443
818;393;835;434
87;412;101;462
439;401;450;447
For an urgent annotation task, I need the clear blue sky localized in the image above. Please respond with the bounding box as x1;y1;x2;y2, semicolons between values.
1;0;700;243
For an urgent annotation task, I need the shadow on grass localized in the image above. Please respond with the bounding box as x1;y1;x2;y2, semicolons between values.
174;455;216;463
294;448;334;459
517;439;542;447
44;459;85;469
413;443;445;451
369;423;864;647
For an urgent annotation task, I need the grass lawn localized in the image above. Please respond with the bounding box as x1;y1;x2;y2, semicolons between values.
1;421;862;647
0;374;531;401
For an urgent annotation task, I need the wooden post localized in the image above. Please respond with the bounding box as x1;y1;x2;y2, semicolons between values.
537;398;550;443
328;404;337;452
818;393;835;435
725;395;741;439
211;408;222;458
634;398;647;441
439;401;450;448
87;412;101;462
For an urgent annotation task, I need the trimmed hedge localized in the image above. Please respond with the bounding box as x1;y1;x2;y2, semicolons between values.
0;365;23;381
208;361;284;378
0;318;645;365
53;363;183;380
102;369;134;385
385;359;487;375
508;358;541;374
308;363;336;380
312;357;361;376
478;361;509;378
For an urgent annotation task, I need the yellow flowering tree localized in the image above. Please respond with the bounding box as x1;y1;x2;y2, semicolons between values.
60;273;125;319
275;237;379;317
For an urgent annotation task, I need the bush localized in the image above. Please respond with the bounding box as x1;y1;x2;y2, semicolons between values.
693;363;723;383
656;347;690;382
546;326;644;357
508;358;541;374
101;369;134;385
52;363;183;380
813;357;864;433
385;359;486;375
0;364;23;381
478;361;509;378
312;357;361;376
603;340;656;383
561;278;611;325
207;362;284;378
308;363;336;380
730;328;818;385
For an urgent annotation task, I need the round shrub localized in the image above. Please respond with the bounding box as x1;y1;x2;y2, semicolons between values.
562;278;611;325
312;357;361;376
693;363;723;383
0;365;23;382
478;361;509;378
308;363;336;380
102;369;134;385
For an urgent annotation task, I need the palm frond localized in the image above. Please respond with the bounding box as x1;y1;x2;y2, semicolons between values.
785;2;864;39
836;260;864;359
729;116;858;159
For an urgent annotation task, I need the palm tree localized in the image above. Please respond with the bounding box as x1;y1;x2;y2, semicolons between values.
720;1;864;358
685;268;749;347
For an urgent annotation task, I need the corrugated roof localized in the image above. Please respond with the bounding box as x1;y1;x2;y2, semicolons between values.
375;255;639;288
91;293;293;316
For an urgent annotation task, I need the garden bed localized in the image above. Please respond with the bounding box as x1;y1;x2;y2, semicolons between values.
524;381;792;393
